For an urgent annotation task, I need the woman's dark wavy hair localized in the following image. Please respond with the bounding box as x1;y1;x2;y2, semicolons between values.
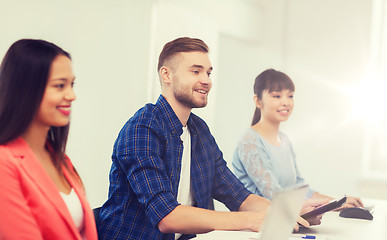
251;69;295;125
0;39;71;170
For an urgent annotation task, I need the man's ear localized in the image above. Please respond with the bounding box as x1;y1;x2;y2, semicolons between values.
254;95;262;109
159;66;173;85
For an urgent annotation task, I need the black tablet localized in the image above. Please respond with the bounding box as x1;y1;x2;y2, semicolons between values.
301;196;347;219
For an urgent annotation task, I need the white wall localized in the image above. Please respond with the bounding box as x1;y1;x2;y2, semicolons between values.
0;0;154;207
0;0;385;209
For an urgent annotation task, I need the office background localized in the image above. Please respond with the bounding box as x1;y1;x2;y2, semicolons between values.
1;0;386;209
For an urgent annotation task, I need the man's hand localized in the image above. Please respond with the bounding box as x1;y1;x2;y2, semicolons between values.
238;194;271;232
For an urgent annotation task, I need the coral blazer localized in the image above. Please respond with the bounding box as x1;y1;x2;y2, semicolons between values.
0;137;98;240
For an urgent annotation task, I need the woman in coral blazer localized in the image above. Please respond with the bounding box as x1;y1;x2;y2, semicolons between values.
0;39;97;239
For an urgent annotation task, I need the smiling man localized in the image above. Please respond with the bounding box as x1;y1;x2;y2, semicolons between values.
97;37;274;240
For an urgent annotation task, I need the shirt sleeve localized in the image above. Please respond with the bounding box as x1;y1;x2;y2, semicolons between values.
236;133;282;200
210;137;251;211
213;158;252;211
114;120;179;226
0;151;43;240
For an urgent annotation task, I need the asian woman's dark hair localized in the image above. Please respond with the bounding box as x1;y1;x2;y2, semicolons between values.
251;69;295;125
0;39;72;171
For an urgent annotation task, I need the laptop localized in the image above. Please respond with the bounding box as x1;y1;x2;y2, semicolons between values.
257;184;308;240
195;184;308;240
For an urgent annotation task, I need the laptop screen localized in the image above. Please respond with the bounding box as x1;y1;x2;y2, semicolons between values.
259;184;309;240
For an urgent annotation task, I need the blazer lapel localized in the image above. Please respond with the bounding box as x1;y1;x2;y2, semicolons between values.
8;138;80;238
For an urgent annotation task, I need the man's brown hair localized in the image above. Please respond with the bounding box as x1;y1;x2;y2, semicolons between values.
157;37;209;72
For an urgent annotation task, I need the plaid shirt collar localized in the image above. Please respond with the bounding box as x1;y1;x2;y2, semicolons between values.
157;94;197;138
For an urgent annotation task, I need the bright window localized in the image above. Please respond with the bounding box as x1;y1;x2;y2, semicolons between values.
362;0;387;178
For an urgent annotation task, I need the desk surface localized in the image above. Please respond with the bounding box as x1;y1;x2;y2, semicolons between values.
194;199;387;240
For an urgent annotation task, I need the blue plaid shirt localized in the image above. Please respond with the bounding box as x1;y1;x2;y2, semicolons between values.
98;95;251;240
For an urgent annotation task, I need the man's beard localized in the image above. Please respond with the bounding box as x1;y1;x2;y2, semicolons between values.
173;85;208;109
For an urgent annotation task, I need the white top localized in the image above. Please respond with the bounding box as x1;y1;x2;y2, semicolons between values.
175;126;193;239
60;188;85;237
